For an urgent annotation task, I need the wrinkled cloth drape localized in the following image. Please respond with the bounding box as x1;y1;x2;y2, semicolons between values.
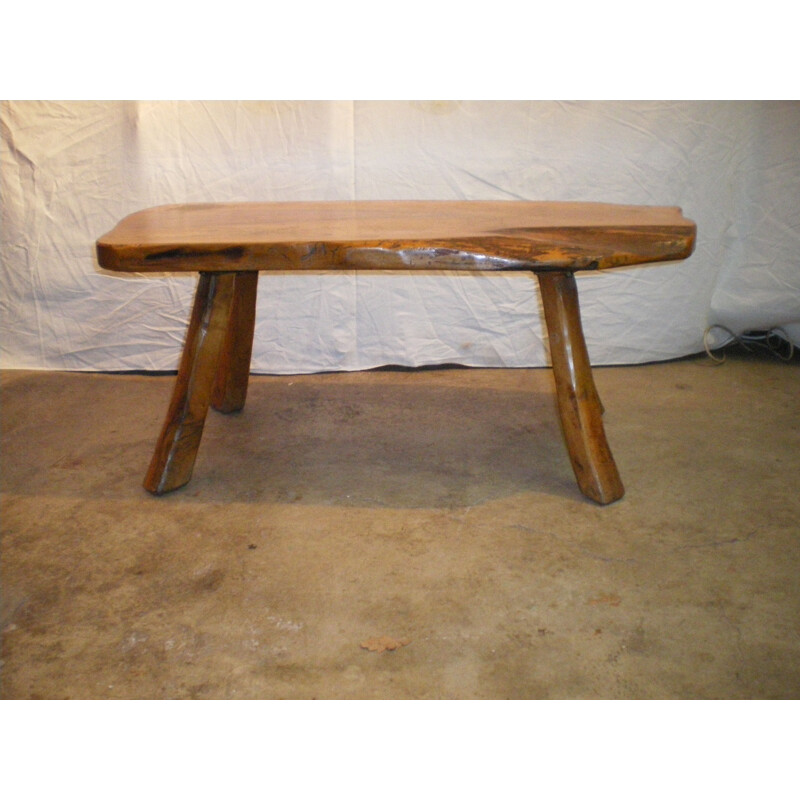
2;100;798;373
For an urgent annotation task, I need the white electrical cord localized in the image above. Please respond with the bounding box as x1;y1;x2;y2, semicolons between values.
703;325;795;364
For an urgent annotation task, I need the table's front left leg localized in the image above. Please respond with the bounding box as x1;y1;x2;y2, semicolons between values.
144;271;236;495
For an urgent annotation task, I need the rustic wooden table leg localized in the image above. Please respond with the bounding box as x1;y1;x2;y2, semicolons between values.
537;270;625;504
212;271;259;413
143;271;236;495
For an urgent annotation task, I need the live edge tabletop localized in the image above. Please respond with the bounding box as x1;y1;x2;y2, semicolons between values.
96;201;696;504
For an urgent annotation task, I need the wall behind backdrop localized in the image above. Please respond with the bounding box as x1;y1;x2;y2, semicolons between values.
2;100;798;373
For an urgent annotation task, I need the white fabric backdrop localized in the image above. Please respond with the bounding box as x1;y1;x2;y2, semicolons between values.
2;100;798;373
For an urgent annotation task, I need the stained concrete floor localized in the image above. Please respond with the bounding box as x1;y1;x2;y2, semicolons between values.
1;351;798;699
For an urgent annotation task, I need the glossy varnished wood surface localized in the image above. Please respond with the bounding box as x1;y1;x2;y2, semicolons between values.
97;201;696;273
100;200;697;503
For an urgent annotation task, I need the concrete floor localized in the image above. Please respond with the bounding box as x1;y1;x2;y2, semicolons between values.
1;351;798;699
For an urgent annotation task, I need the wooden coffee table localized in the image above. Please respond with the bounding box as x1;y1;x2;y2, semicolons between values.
96;201;696;504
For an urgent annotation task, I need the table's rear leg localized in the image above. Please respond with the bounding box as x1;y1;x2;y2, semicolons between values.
537;270;624;505
212;271;259;413
144;272;236;495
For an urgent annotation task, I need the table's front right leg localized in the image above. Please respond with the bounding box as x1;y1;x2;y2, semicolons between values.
537;270;625;505
144;271;236;495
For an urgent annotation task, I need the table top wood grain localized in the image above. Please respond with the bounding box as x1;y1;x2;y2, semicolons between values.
96;201;696;273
